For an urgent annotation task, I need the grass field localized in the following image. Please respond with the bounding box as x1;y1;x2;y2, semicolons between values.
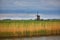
0;20;60;37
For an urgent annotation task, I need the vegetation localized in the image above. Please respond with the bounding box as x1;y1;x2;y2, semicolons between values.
0;20;60;37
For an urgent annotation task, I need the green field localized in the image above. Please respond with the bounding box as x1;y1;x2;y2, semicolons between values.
0;20;60;37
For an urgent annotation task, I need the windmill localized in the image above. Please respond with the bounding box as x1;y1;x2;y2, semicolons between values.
36;11;40;20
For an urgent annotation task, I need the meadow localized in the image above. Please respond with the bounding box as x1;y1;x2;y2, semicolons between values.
0;20;60;37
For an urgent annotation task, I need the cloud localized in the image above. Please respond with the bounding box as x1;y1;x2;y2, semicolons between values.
0;13;36;20
0;13;60;20
0;0;60;10
0;0;60;19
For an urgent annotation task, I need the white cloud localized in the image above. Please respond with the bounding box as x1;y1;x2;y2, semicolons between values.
0;13;36;20
0;13;60;20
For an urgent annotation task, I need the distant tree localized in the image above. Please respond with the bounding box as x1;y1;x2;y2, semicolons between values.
3;19;11;20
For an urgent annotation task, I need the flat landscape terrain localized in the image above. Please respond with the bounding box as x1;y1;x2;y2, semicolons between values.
0;20;60;37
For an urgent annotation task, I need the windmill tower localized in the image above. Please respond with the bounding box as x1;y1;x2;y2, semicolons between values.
37;11;40;20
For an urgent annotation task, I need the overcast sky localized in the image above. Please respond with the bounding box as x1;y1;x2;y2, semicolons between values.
0;0;60;20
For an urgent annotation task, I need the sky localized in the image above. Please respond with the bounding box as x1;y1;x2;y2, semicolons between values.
0;0;60;20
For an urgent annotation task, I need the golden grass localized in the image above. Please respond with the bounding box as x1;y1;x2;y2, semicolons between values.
0;20;60;36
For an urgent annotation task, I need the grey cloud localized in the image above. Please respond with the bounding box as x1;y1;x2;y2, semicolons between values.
0;0;60;10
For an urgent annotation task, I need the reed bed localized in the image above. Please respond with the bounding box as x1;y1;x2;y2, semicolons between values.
0;20;60;37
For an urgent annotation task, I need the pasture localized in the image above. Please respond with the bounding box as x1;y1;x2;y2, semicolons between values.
0;20;60;37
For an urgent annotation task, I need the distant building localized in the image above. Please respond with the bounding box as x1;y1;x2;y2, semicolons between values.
36;11;40;20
